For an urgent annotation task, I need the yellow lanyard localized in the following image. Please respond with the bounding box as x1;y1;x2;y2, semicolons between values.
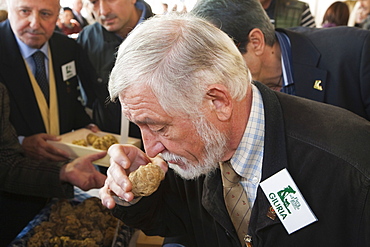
25;47;60;135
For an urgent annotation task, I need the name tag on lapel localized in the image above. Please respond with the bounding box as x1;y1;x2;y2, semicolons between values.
260;168;317;234
62;61;76;81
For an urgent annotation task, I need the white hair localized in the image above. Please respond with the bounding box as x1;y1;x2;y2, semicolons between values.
108;13;251;118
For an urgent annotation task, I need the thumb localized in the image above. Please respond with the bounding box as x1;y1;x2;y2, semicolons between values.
87;151;108;162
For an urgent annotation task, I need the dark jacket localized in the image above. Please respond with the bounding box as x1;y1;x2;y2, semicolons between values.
281;26;370;121
112;82;370;247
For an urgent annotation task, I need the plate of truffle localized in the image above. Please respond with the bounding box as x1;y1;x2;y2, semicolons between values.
48;128;141;167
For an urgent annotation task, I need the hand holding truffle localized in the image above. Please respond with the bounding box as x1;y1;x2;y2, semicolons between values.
99;144;168;209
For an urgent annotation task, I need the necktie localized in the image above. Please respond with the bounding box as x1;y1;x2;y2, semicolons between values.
220;161;251;246
32;51;49;103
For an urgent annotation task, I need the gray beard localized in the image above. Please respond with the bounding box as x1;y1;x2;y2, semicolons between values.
162;117;228;180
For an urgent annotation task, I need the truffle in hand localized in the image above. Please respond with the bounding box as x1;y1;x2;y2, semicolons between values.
128;163;165;197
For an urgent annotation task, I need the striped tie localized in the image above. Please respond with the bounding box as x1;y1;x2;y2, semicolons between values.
220;161;251;246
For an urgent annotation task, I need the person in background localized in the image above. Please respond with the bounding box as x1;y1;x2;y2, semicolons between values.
0;82;106;245
77;0;153;139
0;9;7;22
58;7;82;35
354;5;368;26
0;0;97;162
259;0;316;28
0;0;100;242
99;14;370;247
358;0;370;29
72;0;89;28
171;4;178;12
191;0;370;121
162;3;169;15
322;1;350;27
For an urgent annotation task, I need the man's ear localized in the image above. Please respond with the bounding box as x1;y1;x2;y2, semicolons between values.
206;85;232;121
246;28;266;56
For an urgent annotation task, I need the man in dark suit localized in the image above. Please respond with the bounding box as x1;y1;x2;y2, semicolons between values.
0;0;99;242
99;14;370;246
192;0;370;121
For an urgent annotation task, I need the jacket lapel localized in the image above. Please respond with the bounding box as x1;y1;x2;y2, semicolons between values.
249;82;289;235
279;29;328;103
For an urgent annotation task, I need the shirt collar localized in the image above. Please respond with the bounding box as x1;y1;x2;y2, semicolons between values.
231;84;265;178
136;1;147;24
15;33;49;60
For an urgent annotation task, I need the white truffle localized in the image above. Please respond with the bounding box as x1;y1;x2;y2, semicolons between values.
128;163;165;197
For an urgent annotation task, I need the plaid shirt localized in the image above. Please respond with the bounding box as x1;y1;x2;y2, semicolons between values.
230;84;265;207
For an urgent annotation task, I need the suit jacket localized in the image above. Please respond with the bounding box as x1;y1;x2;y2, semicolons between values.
0;83;73;245
0;19;95;137
113;82;370;247
280;26;370;121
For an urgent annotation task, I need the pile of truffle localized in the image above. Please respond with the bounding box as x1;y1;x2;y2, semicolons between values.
72;133;118;150
27;197;121;247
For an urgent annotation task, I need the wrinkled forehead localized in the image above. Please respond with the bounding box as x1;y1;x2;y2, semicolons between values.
118;85;171;124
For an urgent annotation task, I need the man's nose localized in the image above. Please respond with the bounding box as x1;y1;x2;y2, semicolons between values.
142;130;166;158
29;13;41;29
99;0;111;18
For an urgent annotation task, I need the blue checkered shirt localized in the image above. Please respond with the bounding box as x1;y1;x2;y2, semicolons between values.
230;84;265;207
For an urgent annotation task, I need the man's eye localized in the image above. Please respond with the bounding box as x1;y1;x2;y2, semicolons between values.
20;9;31;15
150;125;166;133
40;11;53;17
154;126;166;133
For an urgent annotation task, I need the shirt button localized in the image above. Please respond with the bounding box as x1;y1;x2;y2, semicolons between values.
252;176;259;184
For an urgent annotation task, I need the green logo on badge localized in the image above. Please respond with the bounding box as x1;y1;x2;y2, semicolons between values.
277;185;296;214
269;185;301;220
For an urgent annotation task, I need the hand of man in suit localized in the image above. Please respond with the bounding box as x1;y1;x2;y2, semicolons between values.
22;133;70;161
60;151;107;190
